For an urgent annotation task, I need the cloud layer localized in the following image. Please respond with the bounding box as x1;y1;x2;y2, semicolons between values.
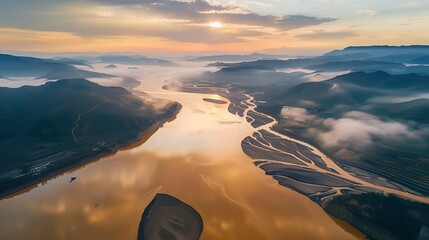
0;0;335;44
94;0;335;30
1;0;428;52
316;111;416;149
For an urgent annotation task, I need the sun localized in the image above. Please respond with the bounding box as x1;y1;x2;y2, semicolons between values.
208;21;223;29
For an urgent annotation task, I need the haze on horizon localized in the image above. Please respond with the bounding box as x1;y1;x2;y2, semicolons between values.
0;0;428;56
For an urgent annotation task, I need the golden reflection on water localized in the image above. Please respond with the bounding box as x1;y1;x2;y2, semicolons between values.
0;66;365;240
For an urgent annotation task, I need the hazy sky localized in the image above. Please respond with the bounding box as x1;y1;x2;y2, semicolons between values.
0;0;428;55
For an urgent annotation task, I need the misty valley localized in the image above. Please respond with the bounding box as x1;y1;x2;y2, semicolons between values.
0;45;428;240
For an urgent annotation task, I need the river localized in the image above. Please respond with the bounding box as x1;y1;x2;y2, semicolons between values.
0;64;365;239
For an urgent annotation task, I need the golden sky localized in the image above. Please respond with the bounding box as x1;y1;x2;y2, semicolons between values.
0;0;428;55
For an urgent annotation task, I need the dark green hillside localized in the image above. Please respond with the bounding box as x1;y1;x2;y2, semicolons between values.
38;65;113;80
323;193;429;240
327;71;429;91
324;45;429;58
410;55;429;64
259;71;429;112
306;61;406;73
0;54;113;79
0;79;181;197
0;54;64;77
371;99;429;124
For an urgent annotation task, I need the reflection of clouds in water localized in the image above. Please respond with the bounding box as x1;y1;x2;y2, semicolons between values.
42;200;66;214
219;121;241;124
192;109;206;114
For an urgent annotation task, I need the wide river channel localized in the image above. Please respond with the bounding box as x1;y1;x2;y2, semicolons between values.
0;64;365;240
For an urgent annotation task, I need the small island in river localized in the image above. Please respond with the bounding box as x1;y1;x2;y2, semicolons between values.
202;98;228;104
137;194;203;240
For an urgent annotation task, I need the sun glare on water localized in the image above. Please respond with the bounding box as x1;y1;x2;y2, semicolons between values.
208;21;223;29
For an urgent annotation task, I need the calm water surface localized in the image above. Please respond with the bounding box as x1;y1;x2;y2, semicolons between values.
0;65;365;240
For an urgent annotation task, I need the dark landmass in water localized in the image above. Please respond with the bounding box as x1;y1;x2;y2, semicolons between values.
105;64;118;69
0;79;181;198
322;193;429;240
202;98;227;104
137;194;203;240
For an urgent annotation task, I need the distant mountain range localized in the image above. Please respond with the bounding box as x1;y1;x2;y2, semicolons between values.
306;60;407;74
39;65;114;80
184;53;289;62
324;45;429;64
208;45;429;75
0;79;181;197
0;53;146;91
0;54;113;79
75;55;177;66
52;58;91;67
264;71;429;114
0;53;178;82
325;45;429;56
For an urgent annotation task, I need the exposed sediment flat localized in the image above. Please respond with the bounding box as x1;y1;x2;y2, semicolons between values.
247;111;274;128
202;98;228;104
174;81;429;205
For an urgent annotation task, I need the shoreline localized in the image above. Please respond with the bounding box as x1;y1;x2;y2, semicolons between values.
0;103;182;200
172;83;429;201
169;82;429;239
